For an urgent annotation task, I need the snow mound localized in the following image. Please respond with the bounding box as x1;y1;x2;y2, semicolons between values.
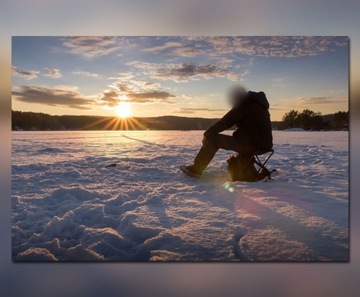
16;247;57;261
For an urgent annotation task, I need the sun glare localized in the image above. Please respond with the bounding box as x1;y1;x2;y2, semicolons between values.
115;101;132;118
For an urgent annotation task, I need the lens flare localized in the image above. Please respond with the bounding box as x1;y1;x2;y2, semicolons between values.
224;182;234;193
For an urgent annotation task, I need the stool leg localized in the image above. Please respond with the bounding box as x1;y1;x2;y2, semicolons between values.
254;151;274;174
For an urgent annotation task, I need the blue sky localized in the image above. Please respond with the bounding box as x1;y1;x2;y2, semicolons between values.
12;36;348;120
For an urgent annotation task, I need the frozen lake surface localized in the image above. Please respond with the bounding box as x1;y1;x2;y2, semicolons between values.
12;131;349;261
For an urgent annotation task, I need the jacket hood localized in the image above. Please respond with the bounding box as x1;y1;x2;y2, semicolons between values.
249;91;270;110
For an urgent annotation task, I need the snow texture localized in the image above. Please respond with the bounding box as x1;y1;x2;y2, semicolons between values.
12;131;349;261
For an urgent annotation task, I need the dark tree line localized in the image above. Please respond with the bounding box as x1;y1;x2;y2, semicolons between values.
11;111;219;131
280;109;348;131
12;111;101;131
12;109;348;132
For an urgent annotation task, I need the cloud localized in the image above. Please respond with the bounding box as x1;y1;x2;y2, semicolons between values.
114;80;162;93
99;80;176;106
116;83;131;93
44;68;62;79
109;72;135;80
99;90;119;107
143;37;207;57
12;66;39;80
172;47;204;57
159;63;231;81
208;36;348;58
296;96;348;105
142;82;162;90
62;36;119;58
128;61;240;82
127;91;175;103
175;107;226;114
58;35;347;63
73;70;99;78
144;36;348;58
143;41;182;53
12;85;94;109
158;63;240;81
181;94;195;99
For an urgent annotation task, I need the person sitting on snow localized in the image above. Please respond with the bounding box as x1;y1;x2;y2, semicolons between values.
180;86;273;178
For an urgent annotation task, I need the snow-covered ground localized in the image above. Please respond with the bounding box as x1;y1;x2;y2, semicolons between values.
12;131;349;261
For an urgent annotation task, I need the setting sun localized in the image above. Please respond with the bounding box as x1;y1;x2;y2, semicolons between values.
115;101;132;118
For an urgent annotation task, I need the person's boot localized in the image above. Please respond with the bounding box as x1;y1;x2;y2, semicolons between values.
180;164;202;178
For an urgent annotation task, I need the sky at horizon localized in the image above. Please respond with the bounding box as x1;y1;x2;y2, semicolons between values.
12;36;349;121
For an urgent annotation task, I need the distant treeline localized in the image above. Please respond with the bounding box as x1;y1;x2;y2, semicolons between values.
12;111;219;131
12;109;348;131
279;109;348;131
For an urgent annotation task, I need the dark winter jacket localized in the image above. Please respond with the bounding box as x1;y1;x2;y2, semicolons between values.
204;91;273;152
